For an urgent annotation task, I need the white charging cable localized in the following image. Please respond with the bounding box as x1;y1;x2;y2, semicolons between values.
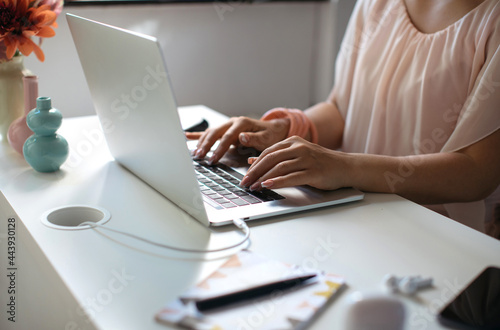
79;218;250;253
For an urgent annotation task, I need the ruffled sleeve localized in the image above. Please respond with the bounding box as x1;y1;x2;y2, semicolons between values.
333;0;373;118
441;14;500;152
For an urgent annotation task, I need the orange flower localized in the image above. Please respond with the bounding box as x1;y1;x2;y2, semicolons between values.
0;0;58;62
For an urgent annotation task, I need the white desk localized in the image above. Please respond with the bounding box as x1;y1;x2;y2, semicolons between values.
1;105;499;330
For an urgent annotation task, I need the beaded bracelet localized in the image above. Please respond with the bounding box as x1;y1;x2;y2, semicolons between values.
261;107;319;144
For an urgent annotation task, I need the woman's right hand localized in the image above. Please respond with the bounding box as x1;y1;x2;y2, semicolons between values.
185;116;290;165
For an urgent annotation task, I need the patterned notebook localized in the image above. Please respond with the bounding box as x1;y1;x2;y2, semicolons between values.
155;250;345;330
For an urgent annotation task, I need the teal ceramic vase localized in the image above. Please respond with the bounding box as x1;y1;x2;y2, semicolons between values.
23;97;69;172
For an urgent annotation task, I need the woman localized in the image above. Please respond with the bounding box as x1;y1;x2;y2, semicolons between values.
187;0;500;233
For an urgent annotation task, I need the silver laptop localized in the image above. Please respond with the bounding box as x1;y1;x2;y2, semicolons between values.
67;14;364;227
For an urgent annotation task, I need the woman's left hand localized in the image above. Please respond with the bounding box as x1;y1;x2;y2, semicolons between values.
239;136;349;191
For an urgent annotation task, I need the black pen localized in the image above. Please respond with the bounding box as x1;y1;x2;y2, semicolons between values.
195;273;318;312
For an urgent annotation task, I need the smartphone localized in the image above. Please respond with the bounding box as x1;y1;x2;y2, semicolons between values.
184;119;209;132
437;266;500;329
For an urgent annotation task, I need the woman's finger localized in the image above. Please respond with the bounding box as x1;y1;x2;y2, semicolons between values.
260;171;309;190
248;158;304;190
185;132;203;140
195;122;233;158
239;118;289;150
241;145;299;187
246;136;304;171
208;122;248;164
209;117;276;164
240;130;277;151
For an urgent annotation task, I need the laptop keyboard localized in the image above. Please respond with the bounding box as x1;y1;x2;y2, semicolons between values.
194;159;285;210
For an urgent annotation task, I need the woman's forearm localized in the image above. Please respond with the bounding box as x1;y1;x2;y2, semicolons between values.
304;101;344;150
345;152;477;204
345;130;500;204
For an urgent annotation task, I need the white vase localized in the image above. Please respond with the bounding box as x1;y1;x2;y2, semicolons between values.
0;56;31;142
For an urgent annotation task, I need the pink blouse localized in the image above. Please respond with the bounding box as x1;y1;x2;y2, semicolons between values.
334;0;500;231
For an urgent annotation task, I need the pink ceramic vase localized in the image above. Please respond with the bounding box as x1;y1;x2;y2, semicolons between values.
7;75;38;155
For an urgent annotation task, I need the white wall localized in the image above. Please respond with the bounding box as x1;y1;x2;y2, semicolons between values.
24;1;346;118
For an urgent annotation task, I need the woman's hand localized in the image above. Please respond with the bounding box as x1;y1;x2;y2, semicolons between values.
186;116;290;164
240;136;349;191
